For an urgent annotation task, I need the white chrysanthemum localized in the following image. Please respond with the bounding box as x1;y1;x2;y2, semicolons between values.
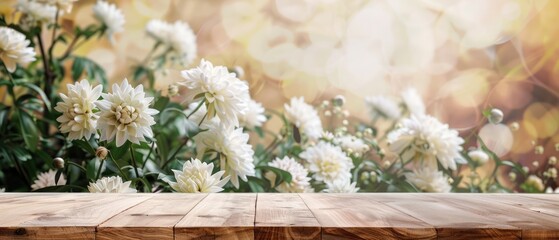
365;96;401;120
334;135;370;155
179;59;249;127
405;168;451;193
146;20;197;66
37;0;77;13
239;99;266;129
468;149;489;165
170;158;229;193
16;0;58;26
266;156;313;193
388;115;464;170
300;141;354;184
0;27;36;72
96;79;159;147
31;169;66;190
284;97;323;141
194;120;255;188
401;88;426;116
88;176;137;193
93;1;125;43
324;179;359;193
54;80;102;140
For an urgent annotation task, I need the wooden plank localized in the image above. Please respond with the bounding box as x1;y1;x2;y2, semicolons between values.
0;193;151;240
174;193;257;240
97;194;207;240
299;194;436;240
255;193;320;240
372;194;521;240
422;194;559;240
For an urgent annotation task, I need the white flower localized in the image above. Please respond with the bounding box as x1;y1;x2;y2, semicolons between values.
468;149;489;165
401;88;426;116
170;158;229;193
88;176;137;193
194;120;255;188
365;96;401;120
266;156;313;193
179;59;249;128
239;99;266;129
524;175;545;192
146;20;197;66
16;0;58;26
405;168;451;193
0;188;4;192
93;1;125;43
54;80;102;140
545;187;559;194
388;115;464;170
334;135;370;155
96;79;159;147
324;179;359;193
31;169;66;190
300;141;354;184
0;27;36;72
37;0;78;13
284;97;323;141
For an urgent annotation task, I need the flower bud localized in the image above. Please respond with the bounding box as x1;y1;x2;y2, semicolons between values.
508;172;517;181
230;66;244;78
468;149;489;165
488;108;504;124
360;171;370;181
168;84;179;97
53;157;65;169
549;156;557;165
535;145;544;155
332;95;345;107
96;147;109;160
369;171;378;182
509;122;519;131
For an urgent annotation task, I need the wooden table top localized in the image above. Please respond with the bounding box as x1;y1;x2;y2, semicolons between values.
0;193;558;240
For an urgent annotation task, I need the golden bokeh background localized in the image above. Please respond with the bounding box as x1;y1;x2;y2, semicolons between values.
2;0;558;187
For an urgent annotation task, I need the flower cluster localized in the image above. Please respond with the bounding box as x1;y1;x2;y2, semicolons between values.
0;0;551;195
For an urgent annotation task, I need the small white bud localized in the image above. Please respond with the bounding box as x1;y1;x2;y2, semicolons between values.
53;157;65;169
332;95;345;107
488;108;504;124
96;147;109;160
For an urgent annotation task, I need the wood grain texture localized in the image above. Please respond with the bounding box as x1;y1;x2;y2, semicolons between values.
1;193;559;239
97;194;207;240
174;193;257;240
299;194;437;240
373;194;522;240
255;193;320;240
434;194;559;239
0;193;150;240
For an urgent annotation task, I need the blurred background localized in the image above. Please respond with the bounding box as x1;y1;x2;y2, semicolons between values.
2;0;558;187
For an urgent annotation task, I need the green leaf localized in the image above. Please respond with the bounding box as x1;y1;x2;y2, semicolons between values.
72;139;95;155
132;66;147;81
153;96;170;112
16;110;39;150
257;166;293;186
254;126;264;138
20;82;51;110
247;176;266;192
86;158;98;180
111;141;131;160
71;57;84;81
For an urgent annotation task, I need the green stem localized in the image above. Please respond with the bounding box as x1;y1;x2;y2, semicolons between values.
141;141;155;169
48;8;59;65
108;151;129;181
129;145;141;179
66;161;87;174
142;41;161;65
95;159;104;180
186;100;205;119
161;137;189;169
